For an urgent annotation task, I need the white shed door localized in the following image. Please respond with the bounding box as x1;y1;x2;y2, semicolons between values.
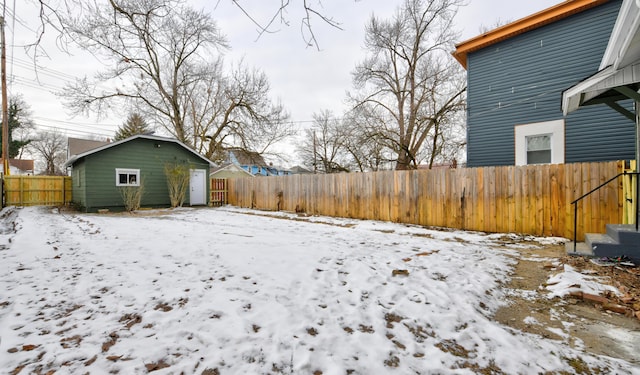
189;169;206;206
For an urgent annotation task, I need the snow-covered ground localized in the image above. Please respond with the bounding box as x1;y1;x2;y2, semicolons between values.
0;206;637;374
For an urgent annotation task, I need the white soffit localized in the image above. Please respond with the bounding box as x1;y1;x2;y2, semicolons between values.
562;63;640;114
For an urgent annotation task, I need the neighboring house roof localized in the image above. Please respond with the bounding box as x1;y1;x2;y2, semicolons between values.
223;148;293;176
67;137;110;158
64;134;213;167
563;0;640;115
289;165;313;174
453;0;610;69
1;159;34;174
227;148;268;166
210;163;254;177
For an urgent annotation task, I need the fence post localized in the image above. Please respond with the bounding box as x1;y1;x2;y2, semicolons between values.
19;176;24;206
573;203;578;252
633;173;640;232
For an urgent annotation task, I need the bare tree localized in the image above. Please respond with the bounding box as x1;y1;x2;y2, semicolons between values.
349;0;466;170
297;108;399;173
478;18;512;34
342;107;395;172
29;130;67;175
229;1;344;49
185;61;293;162
59;0;228;140
421;108;467;168
31;1;346;54
58;0;290;161
296;110;351;173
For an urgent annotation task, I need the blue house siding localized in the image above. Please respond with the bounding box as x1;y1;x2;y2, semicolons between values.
240;165;291;176
466;0;635;167
227;149;290;176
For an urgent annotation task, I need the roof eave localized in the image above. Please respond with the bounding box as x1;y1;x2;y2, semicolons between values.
563;0;640;115
453;0;610;69
64;134;213;168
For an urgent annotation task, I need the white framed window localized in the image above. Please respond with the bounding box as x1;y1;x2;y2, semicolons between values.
115;168;140;186
515;120;564;166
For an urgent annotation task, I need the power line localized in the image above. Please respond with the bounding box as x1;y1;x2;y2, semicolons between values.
12;56;84;82
2;6;37;35
33;116;119;129
33;123;115;138
11;76;62;92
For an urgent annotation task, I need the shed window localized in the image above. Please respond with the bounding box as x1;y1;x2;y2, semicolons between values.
116;168;140;186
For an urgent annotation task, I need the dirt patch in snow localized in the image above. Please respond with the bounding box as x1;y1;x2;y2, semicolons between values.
495;243;640;366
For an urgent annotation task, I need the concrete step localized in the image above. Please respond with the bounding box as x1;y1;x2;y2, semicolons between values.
585;232;617;247
606;224;640;245
584;232;640;262
586;233;623;259
565;241;593;257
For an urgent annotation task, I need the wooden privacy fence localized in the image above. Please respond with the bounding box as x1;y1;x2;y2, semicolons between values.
210;178;228;206
228;161;628;241
3;176;72;207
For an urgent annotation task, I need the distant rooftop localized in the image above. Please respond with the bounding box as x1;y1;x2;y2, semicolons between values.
227;148;268;167
1;158;34;174
67;137;110;158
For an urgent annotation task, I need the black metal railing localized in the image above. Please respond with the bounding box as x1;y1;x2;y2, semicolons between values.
571;171;639;252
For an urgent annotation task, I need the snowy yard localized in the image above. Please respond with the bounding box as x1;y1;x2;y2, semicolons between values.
0;206;638;374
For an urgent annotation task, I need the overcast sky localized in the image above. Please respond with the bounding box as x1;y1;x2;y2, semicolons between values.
9;0;559;152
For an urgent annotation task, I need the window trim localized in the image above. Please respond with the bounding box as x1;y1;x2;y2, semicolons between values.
514;120;565;166
115;168;140;187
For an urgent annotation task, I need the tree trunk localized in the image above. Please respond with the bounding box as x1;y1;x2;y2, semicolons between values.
395;151;412;170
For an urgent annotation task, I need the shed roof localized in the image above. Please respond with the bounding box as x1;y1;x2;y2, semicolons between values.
210;163;254;177
453;0;610;69
64;134;213;168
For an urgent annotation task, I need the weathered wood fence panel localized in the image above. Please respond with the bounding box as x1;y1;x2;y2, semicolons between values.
228;161;627;241
4;176;72;206
210;178;228;206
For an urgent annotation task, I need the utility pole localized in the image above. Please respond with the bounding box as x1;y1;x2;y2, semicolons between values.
1;16;9;176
